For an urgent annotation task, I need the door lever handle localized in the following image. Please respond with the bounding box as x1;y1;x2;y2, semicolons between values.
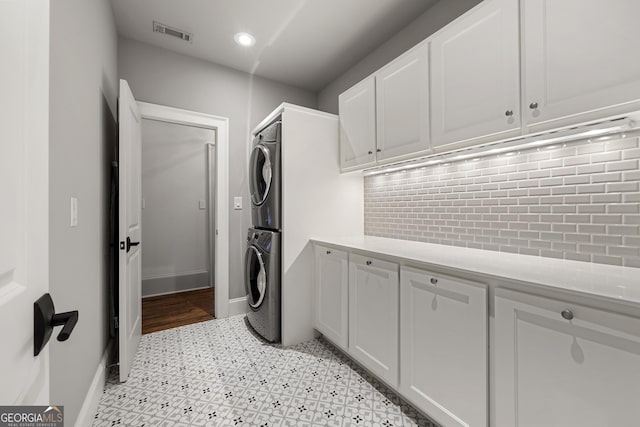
52;311;79;341
126;236;140;252
34;293;79;356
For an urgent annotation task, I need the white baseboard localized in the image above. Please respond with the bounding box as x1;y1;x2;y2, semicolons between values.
142;285;210;299
75;340;113;427
228;296;248;317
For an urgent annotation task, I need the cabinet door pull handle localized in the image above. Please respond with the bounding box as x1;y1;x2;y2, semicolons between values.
529;102;538;110
368;150;373;155
366;260;372;266
376;148;382;153
505;109;513;117
561;309;574;320
326;250;331;255
430;278;438;285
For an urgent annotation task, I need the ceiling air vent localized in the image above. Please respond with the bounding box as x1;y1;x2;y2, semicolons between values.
153;21;193;43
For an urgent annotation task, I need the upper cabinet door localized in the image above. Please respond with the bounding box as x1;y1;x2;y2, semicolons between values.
339;76;376;171
376;43;430;162
523;0;640;131
430;0;520;148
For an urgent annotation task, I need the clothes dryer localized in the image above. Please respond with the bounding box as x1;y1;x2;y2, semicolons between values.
249;120;281;230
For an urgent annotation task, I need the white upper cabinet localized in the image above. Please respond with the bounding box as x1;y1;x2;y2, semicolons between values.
400;267;488;427
348;253;399;387
430;0;520;148
314;245;349;350
376;44;430;161
523;0;640;131
339;76;376;170
495;288;640;427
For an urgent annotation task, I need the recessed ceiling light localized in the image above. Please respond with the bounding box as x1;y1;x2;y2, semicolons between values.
234;32;255;47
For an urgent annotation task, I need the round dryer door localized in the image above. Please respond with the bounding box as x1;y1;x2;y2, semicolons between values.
249;144;272;206
245;245;267;309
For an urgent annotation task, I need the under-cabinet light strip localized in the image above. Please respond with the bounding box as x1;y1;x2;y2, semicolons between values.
362;118;635;176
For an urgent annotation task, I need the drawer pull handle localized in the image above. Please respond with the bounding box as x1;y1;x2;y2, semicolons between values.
505;109;513;117
561;310;574;320
430;278;438;285
366;260;372;266
529;101;538;110
326;250;331;255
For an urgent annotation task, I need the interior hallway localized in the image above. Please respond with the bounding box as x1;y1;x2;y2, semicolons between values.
142;288;215;334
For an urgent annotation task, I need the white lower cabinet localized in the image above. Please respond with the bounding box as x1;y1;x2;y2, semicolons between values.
400;266;488;427
314;245;349;350
495;288;640;427
349;253;399;387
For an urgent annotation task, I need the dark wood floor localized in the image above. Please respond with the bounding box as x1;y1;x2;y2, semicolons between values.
142;288;215;334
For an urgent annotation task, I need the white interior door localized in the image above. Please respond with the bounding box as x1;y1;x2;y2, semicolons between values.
0;0;50;404
118;79;142;382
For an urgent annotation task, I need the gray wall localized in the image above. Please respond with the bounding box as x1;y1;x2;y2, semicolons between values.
49;0;118;424
141;119;213;297
317;0;482;114
118;38;317;299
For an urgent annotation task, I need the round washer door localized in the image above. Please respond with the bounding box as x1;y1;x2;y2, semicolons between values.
249;144;272;206
245;245;267;309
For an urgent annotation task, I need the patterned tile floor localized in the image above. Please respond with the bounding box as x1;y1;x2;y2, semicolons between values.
93;315;437;426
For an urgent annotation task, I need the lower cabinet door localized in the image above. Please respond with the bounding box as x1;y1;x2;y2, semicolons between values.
349;253;399;386
314;245;349;349
400;266;488;427
495;288;640;427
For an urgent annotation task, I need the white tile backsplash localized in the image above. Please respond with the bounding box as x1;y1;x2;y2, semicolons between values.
364;135;640;267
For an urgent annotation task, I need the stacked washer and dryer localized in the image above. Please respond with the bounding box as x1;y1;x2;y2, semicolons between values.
243;103;363;347
245;119;282;342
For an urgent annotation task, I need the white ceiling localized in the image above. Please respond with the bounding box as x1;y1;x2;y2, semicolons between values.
110;0;439;91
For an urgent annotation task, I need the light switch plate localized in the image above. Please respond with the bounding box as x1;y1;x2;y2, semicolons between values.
234;196;242;210
70;197;78;227
199;199;206;210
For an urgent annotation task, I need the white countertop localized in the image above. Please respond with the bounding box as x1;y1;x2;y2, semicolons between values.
311;235;640;308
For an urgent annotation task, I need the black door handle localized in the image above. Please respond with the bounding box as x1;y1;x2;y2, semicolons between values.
126;236;140;252
34;293;79;356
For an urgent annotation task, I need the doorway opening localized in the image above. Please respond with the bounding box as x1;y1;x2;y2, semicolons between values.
135;102;230;333
140;119;216;333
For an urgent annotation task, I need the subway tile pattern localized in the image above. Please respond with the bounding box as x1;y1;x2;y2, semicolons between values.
365;134;640;267
93;316;437;427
